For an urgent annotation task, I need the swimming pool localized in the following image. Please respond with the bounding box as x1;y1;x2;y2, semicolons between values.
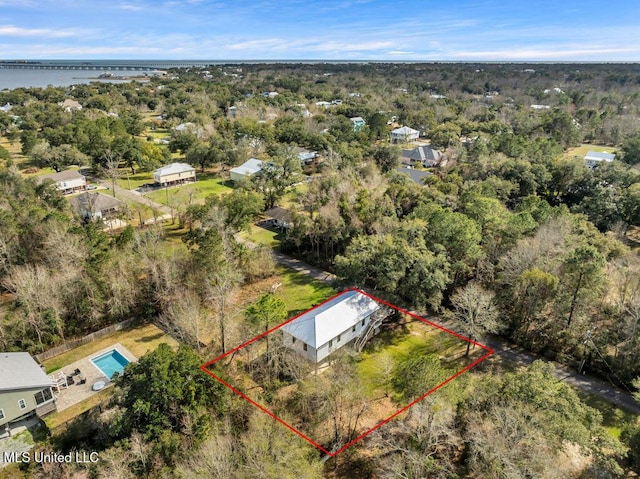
91;349;130;379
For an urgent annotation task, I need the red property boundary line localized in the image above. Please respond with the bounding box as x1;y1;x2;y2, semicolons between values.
200;287;494;457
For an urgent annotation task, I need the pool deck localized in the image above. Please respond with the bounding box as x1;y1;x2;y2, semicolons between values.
50;343;136;412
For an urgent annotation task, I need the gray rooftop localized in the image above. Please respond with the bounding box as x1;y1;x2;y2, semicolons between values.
401;146;443;166
0;352;51;392
39;169;85;183
69;192;123;213
396;167;432;185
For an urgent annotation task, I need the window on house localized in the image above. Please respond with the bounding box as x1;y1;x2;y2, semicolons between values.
303;343;308;351
329;339;333;348
292;336;296;344
352;325;356;332
0;409;4;420
18;399;27;410
361;318;365;326
337;334;341;342
35;388;53;405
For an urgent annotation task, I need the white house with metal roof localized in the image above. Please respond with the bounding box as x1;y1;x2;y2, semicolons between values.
38;170;87;195
153;162;197;186
230;158;264;182
391;126;420;143
281;290;388;363
584;151;615;168
0;353;56;434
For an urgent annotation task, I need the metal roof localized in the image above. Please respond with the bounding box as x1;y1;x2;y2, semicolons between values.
584;151;615;162
154;162;195;176
281;290;380;348
0;352;51;392
39;170;85;183
230;158;263;176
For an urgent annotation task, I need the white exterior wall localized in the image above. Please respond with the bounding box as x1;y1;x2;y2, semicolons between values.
154;170;196;185
282;331;317;362
391;132;419;143
230;170;248;182
283;313;374;363
56;177;86;193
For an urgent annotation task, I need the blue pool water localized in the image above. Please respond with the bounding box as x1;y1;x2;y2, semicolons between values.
91;349;130;379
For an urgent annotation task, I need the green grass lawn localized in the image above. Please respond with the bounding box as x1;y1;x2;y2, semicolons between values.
45;388;113;431
115;170;154;190
357;320;467;398
565;144;618;159
579;392;638;439
240;224;281;247
273;266;336;316
281;182;309;209
144;173;234;206
42;323;178;374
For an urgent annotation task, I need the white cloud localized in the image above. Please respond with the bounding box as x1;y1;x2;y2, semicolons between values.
0;25;78;38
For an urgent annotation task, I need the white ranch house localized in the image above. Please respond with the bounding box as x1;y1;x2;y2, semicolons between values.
391;126;420;143
153;162;197;186
230;158;263;182
281;290;388;363
584;151;615;168
39;170;87;195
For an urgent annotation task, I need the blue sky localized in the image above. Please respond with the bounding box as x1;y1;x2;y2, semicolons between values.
0;0;639;60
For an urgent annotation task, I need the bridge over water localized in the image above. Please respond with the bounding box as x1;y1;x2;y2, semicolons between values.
0;61;215;70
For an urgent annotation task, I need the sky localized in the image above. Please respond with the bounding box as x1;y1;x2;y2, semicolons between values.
0;0;639;61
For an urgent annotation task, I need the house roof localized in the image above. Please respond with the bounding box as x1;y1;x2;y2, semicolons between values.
174;122;195;131
396;167;431;185
59;99;82;110
69;192;123;213
392;126;419;135
154;162;195;177
230;158;263;176
401;146;443;165
0;352;51;392
39;170;85;183
265;206;293;223
350;116;365;123
584;151;615;162
281;290;380;349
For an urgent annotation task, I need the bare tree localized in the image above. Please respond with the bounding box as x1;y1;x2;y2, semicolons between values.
449;281;503;356
101;149;123;198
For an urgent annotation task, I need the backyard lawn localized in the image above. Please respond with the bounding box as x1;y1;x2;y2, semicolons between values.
144;173;234;206
42;323;178;374
240;224;282;248
273;266;336;315
565;144;618;159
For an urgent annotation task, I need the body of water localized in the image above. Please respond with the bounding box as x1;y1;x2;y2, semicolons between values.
0;68;160;90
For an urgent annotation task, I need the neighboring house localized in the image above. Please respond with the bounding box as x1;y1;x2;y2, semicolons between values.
400;146;443;167
0;103;12;113
153;162;197;186
262;91;279;98
230;158;264;182
584;151;615;168
350;117;366;131
58;99;82;112
173;122;196;132
264;206;293;230
69;192;123;220
38;170;87;194
391;126;420;143
315;101;332;108
0;352;56;434
296;148;319;167
396;167;431;185
281;290;388;363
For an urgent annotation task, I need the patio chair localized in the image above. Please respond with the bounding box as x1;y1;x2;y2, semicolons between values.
73;368;81;376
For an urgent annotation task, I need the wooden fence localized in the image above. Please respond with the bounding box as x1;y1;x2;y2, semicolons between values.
35;318;137;363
